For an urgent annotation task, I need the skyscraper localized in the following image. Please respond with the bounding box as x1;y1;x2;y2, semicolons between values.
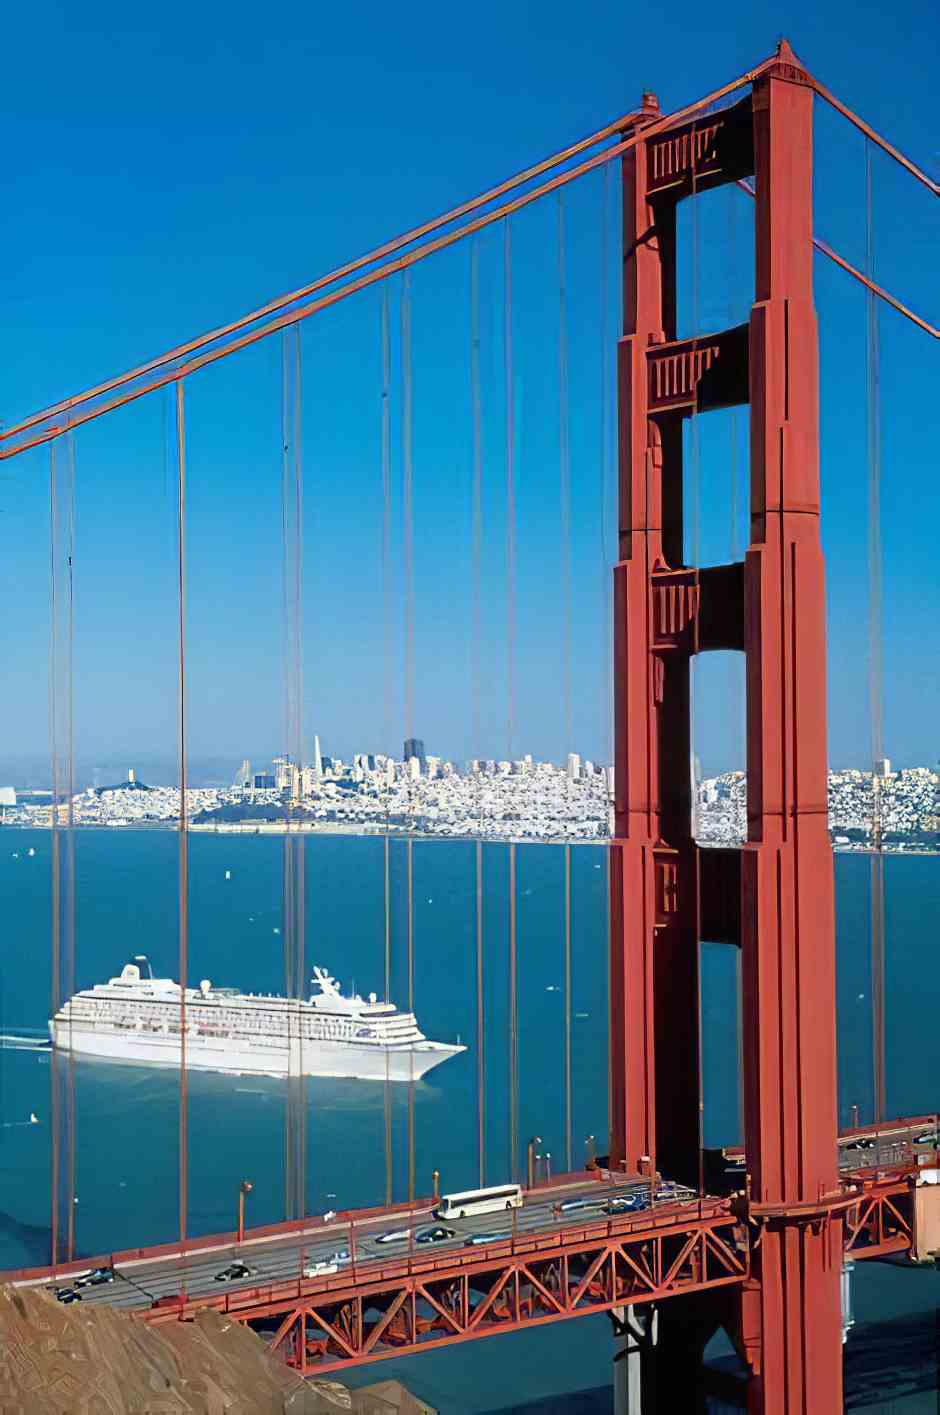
313;734;323;777
403;738;426;770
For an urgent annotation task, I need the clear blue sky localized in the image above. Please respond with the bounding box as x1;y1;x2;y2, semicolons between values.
1;0;937;785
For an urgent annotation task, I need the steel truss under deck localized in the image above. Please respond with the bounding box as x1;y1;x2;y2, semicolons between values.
138;1163;922;1378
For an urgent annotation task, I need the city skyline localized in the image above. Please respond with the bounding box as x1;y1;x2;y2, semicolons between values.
2;6;938;787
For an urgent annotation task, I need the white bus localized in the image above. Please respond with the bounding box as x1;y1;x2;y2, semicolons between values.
434;1183;523;1220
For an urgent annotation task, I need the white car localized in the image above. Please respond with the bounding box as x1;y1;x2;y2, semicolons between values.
303;1248;349;1277
304;1259;338;1278
374;1228;410;1245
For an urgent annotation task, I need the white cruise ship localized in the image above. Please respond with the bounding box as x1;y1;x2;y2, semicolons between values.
49;958;465;1081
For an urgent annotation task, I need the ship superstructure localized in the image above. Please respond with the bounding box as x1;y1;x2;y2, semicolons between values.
50;958;464;1081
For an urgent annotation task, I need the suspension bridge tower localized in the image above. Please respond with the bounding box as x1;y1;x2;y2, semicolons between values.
610;42;843;1411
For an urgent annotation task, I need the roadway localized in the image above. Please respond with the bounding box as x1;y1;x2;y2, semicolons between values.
26;1176;698;1314
18;1115;937;1316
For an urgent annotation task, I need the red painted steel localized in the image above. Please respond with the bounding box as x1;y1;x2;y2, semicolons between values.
610;89;703;1192
147;1204;750;1375
121;1165;918;1380
610;39;850;1410
741;55;844;1414
7;1127;931;1290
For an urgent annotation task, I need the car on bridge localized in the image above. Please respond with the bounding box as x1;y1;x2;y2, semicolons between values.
214;1261;258;1283
304;1259;339;1277
374;1228;411;1245
74;1265;114;1288
557;1195;605;1214
463;1230;511;1246
303;1251;350;1278
54;1287;81;1304
605;1194;649;1215
416;1225;457;1245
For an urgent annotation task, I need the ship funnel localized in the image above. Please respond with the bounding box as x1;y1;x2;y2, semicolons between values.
131;954;153;980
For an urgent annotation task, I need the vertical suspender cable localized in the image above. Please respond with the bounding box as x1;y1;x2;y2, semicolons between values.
558;193;573;756
471;238;483;756
476;839;485;1186
504;219;518;1183
281;328;293;1222
282;324;305;1222
866;140;886;1126
176;379;189;1255
281;330;292;1220
49;436;77;1265
470;239;486;1189
558;192;573;1174
728;178;745;1146
600;162;614;1159
509;841;518;1182
407;837;415;1203
689;134;707;1199
384;835;392;1205
504;220;516;765
48;442;61;1269
63;434;76;1262
381;284;393;1203
600;165;613;780
400;272;416;1203
382;281;393;842
564;844;572;1172
401;273;414;756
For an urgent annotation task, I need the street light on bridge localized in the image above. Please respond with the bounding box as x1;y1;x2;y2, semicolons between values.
527;1137;542;1190
237;1180;253;1244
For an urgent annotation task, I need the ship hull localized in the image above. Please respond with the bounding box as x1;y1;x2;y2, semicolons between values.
49;1022;463;1082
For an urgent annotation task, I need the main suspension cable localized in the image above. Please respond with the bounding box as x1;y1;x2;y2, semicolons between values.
810;79;939;198
735;180;938;338
3;99;684;448
1;58;784;460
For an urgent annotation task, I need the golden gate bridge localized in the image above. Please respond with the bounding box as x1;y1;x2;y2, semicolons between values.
1;37;938;1414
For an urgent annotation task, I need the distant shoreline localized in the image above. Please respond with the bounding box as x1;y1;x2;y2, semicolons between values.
2;820;938;855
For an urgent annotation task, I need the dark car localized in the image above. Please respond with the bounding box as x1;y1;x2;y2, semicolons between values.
464;1230;511;1246
605;1194;648;1215
214;1261;258;1283
558;1196;605;1214
75;1266;115;1289
55;1287;82;1304
416;1225;457;1245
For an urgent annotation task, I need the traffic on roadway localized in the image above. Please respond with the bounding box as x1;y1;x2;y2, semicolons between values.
33;1176;699;1314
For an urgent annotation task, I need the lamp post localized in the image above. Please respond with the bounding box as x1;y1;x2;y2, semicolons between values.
237;1180;253;1244
527;1137;542;1190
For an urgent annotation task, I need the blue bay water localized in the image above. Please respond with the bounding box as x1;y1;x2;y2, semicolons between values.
1;830;938;1410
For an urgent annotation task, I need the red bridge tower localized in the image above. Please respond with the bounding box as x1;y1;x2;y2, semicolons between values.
610;43;843;1411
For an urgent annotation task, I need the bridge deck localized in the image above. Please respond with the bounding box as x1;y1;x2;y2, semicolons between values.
5;1117;935;1376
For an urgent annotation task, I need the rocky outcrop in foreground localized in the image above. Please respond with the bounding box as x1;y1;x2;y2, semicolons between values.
0;1286;434;1414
